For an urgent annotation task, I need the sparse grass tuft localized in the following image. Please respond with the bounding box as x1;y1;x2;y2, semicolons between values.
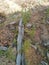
21;9;31;25
0;47;16;61
0;50;6;56
25;27;35;37
23;39;31;52
46;8;49;17
6;47;16;61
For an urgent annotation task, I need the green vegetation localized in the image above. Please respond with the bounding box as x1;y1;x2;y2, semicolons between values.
21;9;31;25
23;39;31;65
23;39;31;52
0;23;4;27
13;38;17;46
13;38;16;44
6;47;16;61
0;47;16;61
0;50;6;56
46;8;49;17
13;30;18;46
25;27;35;37
46;8;49;14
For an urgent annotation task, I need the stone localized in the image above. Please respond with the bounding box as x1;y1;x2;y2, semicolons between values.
26;23;32;28
47;52;49;60
46;18;49;24
9;25;16;30
41;61;48;65
0;15;6;23
30;44;37;50
9;21;16;25
46;20;49;24
7;22;16;30
42;40;49;46
0;46;8;51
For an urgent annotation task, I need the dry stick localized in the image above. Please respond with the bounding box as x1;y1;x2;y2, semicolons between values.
16;18;24;65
